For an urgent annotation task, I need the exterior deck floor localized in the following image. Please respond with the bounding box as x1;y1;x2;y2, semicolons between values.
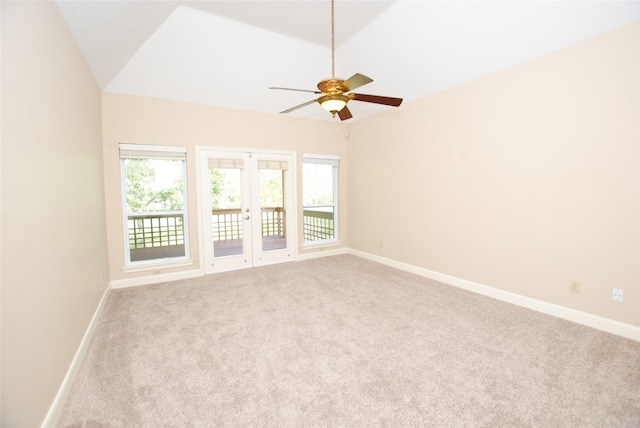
214;236;286;257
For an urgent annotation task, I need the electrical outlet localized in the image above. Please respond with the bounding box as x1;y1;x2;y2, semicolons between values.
570;281;580;293
612;288;623;303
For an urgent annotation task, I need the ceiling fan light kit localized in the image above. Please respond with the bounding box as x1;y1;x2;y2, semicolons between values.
319;94;348;115
270;0;402;121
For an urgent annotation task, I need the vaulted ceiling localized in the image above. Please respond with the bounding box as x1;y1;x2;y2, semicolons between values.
56;1;639;121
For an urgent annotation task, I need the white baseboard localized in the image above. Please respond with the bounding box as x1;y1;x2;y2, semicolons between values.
348;249;640;343
111;269;202;289
41;284;112;428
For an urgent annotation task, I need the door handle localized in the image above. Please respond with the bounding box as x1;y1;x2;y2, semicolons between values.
244;215;250;220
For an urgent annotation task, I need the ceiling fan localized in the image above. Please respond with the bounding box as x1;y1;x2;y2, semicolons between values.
269;0;403;121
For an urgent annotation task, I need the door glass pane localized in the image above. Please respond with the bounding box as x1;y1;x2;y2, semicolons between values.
259;167;286;252
210;166;243;257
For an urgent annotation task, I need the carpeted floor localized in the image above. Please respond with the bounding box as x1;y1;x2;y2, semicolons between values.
58;255;640;427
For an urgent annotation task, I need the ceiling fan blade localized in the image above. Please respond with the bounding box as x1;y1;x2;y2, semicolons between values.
279;99;318;114
269;87;320;94
350;93;403;107
338;105;353;121
341;73;373;92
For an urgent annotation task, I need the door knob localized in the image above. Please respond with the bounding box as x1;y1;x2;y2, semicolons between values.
245;215;250;220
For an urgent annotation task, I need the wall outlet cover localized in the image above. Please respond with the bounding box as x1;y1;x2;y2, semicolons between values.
612;288;623;303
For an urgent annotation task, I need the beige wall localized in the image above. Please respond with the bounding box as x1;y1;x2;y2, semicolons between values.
348;21;640;327
102;93;349;281
1;2;109;426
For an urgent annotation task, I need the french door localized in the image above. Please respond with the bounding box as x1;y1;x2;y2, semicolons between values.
199;149;296;273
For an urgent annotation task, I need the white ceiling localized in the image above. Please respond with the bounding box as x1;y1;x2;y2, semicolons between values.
56;1;639;122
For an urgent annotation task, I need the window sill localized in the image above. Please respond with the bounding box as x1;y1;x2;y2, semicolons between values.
302;240;343;249
122;258;194;274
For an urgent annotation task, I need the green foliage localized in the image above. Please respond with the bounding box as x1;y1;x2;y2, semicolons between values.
210;168;242;209
260;169;284;207
127;161;287;213
210;168;225;208
125;158;184;212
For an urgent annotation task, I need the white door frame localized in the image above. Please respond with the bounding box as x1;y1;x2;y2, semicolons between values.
197;147;297;274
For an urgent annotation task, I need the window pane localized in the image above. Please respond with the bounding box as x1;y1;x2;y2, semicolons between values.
302;161;336;243
123;157;187;262
125;158;184;212
302;163;333;206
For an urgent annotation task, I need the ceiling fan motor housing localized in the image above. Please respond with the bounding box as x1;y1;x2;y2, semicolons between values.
317;78;346;94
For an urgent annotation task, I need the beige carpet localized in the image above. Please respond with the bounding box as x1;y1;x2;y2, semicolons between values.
58;255;640;427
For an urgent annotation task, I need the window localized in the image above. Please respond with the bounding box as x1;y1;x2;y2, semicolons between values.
302;155;339;244
120;144;189;265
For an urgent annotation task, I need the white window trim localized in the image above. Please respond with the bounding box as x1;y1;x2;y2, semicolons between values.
119;143;191;268
302;154;340;247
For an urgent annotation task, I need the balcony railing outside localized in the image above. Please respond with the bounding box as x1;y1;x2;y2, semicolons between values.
211;207;285;241
303;208;335;241
261;207;285;237
211;208;243;241
128;213;185;261
210;207;334;242
127;207;335;260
